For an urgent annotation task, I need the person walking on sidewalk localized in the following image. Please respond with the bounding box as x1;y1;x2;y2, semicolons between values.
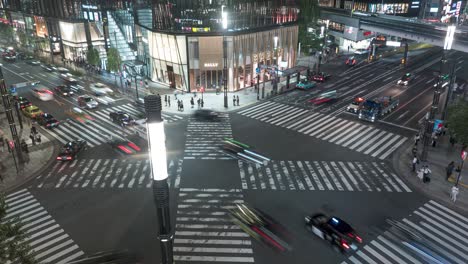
29;133;36;146
431;133;438;147
190;97;194;108
164;95;168;106
180;101;184;112
168;96;171;107
233;96;236;106
414;133;420;146
422;165;432;183
0;137;4;152
446;161;455;181
237;95;240;106
450;186;459;202
412;155;419;172
201;99;204;108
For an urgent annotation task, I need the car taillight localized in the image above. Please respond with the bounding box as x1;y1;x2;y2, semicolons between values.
56;157;62;160
117;145;132;154
251;226;285;252
355;235;362;243
127;142;141;151
46;123;51;127
66;156;72;160
341;240;350;250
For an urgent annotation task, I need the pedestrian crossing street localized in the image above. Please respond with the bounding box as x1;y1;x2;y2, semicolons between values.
173;188;255;263
3;189;84;264
343;200;468;264
43;103;183;148
237;101;407;160
238;160;411;192
184;114;233;160
32;159;183;189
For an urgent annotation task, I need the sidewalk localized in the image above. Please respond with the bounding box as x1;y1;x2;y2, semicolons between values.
0;113;58;192
393;133;468;214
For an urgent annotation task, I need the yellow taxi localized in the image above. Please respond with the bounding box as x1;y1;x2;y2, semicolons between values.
22;105;43;119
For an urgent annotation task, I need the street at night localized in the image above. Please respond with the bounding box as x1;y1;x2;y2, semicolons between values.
1;1;468;264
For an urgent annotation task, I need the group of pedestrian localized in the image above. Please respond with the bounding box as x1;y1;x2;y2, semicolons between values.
29;125;41;146
232;95;240;106
197;98;204;108
177;100;184;111
164;95;172;107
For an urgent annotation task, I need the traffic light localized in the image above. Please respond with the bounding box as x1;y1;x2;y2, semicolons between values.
441;74;449;81
401;58;406;64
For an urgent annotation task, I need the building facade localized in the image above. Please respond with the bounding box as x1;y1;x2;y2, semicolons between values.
134;0;299;92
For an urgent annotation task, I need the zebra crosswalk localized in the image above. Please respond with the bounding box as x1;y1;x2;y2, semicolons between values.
33;159;183;189
238;160;411;192
343;200;468;264
3;189;84;264
237;101;407;160
174;188;255;263
43;103;182;148
184;114;233;160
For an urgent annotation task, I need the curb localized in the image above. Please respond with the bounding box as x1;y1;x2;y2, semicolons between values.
392;140;468;215
0;142;60;193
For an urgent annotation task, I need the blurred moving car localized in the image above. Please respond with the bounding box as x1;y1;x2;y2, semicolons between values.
56;140;87;161
60;73;78;85
31;88;54;101
107;137;141;155
134;119;148;140
397;73;413;86
40;64;54;72
309;90;338;105
90;82;114;96
305;213;362;253
346;97;365;113
3;55;16;62
37;113;60;129
109;111;135;126
57;67;69;73
222;138;270;165
193;109;220;121
54;85;74;96
296;80;317;90
345;56;357;66
78;95;98;109
312;72;331;82
22;105;43;118
16;97;32;109
27;60;41;66
230;204;292;252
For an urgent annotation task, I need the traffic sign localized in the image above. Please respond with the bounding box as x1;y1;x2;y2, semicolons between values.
462;151;467;161
8;140;14;150
199;86;205;93
256;67;260;74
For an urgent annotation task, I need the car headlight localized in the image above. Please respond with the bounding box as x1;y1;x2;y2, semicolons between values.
63;93;68;95
404;81;408;85
397;80;401;84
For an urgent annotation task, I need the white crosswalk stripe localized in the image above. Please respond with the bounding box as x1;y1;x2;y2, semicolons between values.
174;188;255;263
347;200;468;264
41;103;183;148
3;189;84;263
237;160;411;192
32;159;184;189
237;102;407;159
184;114;233;160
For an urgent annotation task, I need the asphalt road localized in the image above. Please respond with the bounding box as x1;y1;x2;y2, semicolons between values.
2;50;468;264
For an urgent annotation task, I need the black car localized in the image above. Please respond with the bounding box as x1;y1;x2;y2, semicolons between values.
193;109;220;121
54;85;74;96
305;213;362;253
312;72;331;82
56;140;87;161
3;55;16;62
37;113;60;129
16;97;32;109
109;111;135;126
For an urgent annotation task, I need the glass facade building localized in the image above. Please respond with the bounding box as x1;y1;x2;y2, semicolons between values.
135;0;299;92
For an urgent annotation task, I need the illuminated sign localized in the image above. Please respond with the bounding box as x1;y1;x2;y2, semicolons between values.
386;41;401;47
82;5;98;10
204;63;219;68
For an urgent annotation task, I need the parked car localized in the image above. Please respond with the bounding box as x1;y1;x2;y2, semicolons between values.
296;80;317;90
37;113;60;129
78;95;98;109
56;140;87;161
22;105;43;118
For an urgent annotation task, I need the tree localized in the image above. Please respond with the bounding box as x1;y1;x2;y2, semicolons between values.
0;193;36;264
298;0;321;55
86;47;100;66
107;48;122;82
447;101;468;144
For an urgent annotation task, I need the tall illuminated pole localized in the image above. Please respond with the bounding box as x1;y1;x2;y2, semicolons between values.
144;95;173;264
222;5;228;108
421;25;455;162
273;33;279;95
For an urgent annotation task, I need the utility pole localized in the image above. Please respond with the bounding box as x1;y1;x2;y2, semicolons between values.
0;67;24;164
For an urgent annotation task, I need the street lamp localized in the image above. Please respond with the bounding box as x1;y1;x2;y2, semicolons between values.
273;33;279;95
222;5;228;108
144;95;173;264
420;25;455;162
